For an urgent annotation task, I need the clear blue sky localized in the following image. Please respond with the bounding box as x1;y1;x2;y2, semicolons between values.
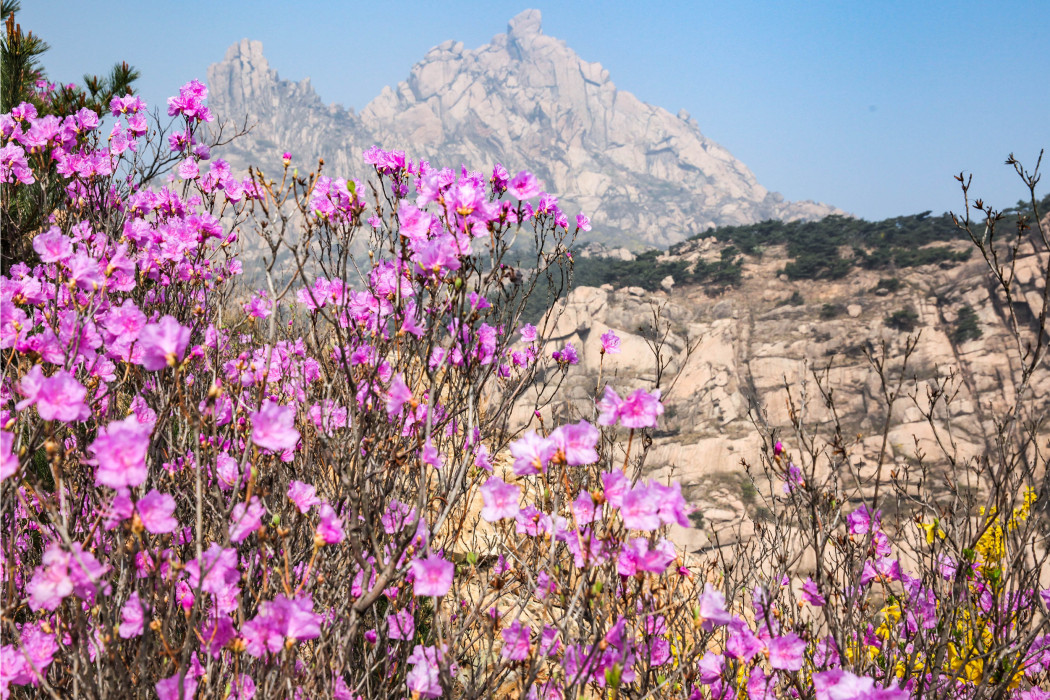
18;0;1048;220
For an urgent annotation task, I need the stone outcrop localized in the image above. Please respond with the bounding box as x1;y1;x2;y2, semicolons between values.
206;10;843;248
518;236;1049;554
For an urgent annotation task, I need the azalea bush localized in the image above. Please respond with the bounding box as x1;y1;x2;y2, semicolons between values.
1;82;1048;700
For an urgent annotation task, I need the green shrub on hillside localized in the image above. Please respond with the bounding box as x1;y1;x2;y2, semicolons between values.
886;306;921;332
691;209;988;281
952;304;983;343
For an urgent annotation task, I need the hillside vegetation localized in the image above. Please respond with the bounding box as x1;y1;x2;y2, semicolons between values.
565;196;1050;296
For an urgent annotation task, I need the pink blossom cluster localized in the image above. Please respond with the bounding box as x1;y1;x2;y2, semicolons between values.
1;85;1047;700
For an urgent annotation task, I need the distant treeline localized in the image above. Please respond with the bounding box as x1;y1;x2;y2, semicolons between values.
674;192;1049;282
570;248;743;292
514;194;1048;320
676;212;972;281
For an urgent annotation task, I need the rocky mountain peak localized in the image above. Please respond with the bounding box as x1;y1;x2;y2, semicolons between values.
508;8;543;39
209;39;277;112
206;12;845;247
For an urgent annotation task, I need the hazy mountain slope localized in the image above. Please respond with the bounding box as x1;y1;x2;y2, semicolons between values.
206;10;843;248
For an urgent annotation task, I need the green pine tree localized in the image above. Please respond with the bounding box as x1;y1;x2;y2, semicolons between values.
1;1;140;270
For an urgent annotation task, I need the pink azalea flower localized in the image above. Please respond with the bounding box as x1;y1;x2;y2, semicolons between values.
747;666;776;700
573;491;598;525
32;227;73;263
601;470;630;508
287;480;321;513
215;452;242;490
381;501;416;534
538;626;561;658
68;251;105;289
551;342;578;364
619;484;661;531
600;329;621;354
242;291;272;318
413;233;462;276
847;504;880;536
784;462;804;493
473;444;493;472
225;673;255;700
103;490;134;531
184;544;239;596
802;577;826;607
617;537;676;575
229;497;265;543
250;400;299;452
491;163;509;194
549;420;599;466
178;157;199;179
0;301;27;350
617;388;664;429
156;672;198;700
388;609;415;640
26;543;74;611
501;620;531;661
449;178;484;216
119;591;148;638
16;366;91;423
479;477;521;522
200;617;237;659
241;594;321;657
698;584;733;630
420;439;444;469
725;617;764;662
768;633;806;671
534;571;556;600
0;143;34;184
509;431;555;475
411;554;454;597
596;386;624;426
406;645;444;699
1;431;17;482
167;79;212;122
386;373;413;415
697;651;725;684
89;415;152;489
316;503;345;544
138;315;191;371
137;489;177;534
576;212;592;231
813;669;908;700
652;481;692;527
16;622;56;687
508;171;541;200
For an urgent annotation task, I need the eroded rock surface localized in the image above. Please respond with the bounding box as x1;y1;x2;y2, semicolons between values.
519;236;1049;553
207;11;842;249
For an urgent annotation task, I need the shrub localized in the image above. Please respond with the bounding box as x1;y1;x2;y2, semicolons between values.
872;277;901;293
886;306;921;332
952;304;983;343
820;302;845;319
1;84;1047;700
690;206;998;281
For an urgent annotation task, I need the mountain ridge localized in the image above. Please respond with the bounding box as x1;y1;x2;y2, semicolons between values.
207;9;844;248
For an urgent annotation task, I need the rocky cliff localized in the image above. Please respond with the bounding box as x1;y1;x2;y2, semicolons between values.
206;10;842;248
522;224;1049;553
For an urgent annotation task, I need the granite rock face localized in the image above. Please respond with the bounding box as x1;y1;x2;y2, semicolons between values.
206;10;842;248
519;233;1049;553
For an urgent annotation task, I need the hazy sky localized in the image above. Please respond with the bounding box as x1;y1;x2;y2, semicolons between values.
18;0;1048;220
